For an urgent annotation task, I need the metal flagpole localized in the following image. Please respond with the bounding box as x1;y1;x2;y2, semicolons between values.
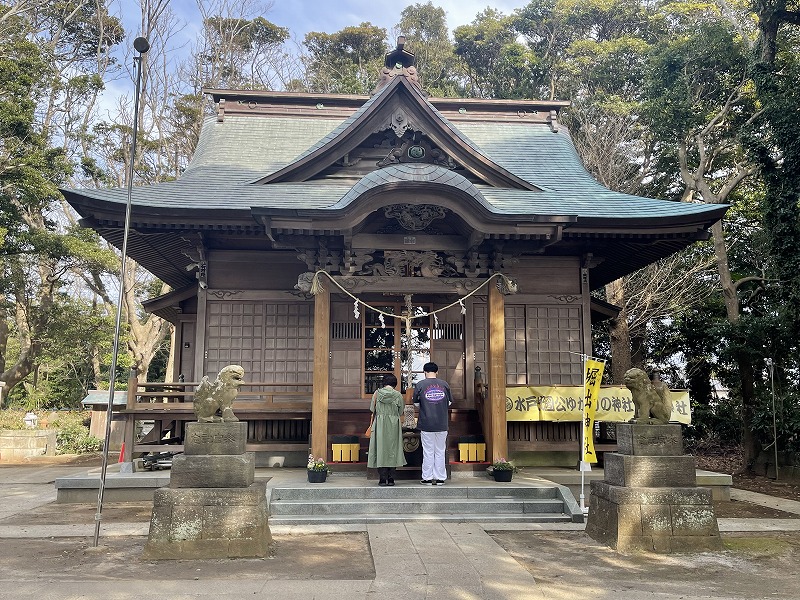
93;36;150;547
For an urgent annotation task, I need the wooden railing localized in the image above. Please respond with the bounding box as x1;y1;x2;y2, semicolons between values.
121;373;314;457
125;377;313;414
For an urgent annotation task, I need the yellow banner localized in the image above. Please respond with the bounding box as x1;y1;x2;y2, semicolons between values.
582;359;605;463
505;385;691;424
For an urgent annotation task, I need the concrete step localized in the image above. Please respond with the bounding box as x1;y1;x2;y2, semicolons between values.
269;513;573;525
270;484;559;501
270;498;566;515
268;481;583;524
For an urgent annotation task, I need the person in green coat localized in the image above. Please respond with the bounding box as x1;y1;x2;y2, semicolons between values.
367;374;407;486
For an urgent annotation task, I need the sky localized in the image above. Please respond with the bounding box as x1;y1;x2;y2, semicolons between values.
119;0;532;52
262;0;529;40
105;0;533;116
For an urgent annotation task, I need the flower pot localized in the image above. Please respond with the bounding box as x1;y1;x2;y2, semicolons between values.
307;470;327;483
492;470;513;482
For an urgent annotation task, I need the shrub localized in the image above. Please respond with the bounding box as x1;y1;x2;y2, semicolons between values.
56;421;102;454
0;410;26;430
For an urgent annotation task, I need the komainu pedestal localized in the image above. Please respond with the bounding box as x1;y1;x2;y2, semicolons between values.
585;423;721;553
143;422;271;559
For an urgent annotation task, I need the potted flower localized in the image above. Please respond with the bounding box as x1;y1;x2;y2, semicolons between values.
489;458;516;482
307;454;331;483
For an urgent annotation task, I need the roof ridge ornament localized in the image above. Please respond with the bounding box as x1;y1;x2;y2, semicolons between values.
372;35;422;95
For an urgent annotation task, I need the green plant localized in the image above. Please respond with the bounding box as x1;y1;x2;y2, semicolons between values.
0;410;27;430
56;421;102;454
490;458;517;472
307;454;331;473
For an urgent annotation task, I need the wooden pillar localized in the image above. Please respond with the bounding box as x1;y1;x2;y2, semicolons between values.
580;259;592;364
194;286;207;380
487;280;508;461
311;286;331;460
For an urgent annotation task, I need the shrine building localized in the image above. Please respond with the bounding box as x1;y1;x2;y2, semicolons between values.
62;41;725;468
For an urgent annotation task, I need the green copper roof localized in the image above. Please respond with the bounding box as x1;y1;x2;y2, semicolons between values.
67;111;722;224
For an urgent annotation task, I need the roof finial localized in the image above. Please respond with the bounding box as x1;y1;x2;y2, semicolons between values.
372;35;421;94
385;36;414;69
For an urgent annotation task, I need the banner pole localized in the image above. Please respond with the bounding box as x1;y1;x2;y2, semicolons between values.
580;353;587;513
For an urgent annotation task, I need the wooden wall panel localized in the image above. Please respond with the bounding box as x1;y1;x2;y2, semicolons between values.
432;343;465;401
504;256;581;295
207;250;305;291
432;303;466;402
329;344;361;401
178;321;196;382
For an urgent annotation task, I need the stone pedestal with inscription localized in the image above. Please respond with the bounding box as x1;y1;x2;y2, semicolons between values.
585;423;721;553
143;422;271;559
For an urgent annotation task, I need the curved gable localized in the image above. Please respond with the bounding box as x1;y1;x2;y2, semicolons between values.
332;164;490;211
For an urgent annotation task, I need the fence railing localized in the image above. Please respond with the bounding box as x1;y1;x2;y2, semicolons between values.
125;371;313;413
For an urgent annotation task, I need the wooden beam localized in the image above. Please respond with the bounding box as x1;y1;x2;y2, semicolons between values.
580;261;592;363
312;285;331;460
194;287;207;380
487;281;508;461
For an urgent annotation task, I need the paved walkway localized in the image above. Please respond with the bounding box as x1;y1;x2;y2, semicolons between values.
2;465;800;599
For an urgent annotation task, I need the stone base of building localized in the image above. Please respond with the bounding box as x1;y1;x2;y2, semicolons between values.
585;423;721;553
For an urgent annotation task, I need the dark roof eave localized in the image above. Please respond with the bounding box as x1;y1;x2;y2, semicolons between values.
250;205;576;226
202;87;572;115
142;284;197;312
572;204;729;230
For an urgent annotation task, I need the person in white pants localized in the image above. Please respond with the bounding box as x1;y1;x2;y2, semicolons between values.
412;362;452;485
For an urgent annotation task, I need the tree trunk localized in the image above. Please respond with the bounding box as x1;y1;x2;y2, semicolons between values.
737;350;759;471
0;307;8;375
606;279;632;383
631;334;646;370
710;220;759;471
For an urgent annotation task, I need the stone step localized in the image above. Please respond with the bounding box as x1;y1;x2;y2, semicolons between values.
267;480;584;524
269;513;573;525
269;497;566;515
270;485;559;502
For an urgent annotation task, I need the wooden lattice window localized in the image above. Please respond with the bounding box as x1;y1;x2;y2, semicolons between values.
205;301;264;378
505;305;527;386
332;322;361;340
263;303;313;385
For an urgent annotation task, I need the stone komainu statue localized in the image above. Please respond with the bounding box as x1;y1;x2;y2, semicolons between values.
623;368;672;425
194;365;244;422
